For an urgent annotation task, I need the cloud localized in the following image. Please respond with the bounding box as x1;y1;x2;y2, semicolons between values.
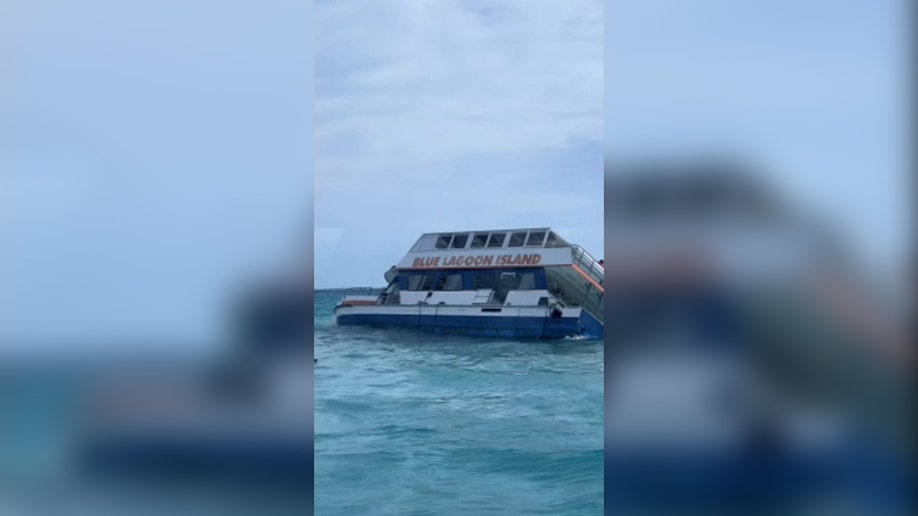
314;0;602;185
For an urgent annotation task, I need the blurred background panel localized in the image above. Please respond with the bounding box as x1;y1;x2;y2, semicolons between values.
0;1;314;514
604;1;912;514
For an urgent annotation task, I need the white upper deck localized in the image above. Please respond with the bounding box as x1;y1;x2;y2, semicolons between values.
398;227;577;269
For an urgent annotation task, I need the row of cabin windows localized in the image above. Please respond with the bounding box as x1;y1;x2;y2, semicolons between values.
407;273;465;291
418;230;567;251
406;271;538;291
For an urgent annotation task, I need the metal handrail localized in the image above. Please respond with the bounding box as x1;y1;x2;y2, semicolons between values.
570;244;604;287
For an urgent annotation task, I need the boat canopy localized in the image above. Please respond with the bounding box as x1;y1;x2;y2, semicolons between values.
410;228;569;253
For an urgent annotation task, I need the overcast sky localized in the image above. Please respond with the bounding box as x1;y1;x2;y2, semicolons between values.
2;1;313;350
314;0;605;288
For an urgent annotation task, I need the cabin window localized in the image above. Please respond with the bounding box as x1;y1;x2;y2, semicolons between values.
544;232;566;248
486;233;506;248
508;232;527;247
470;233;488;249
435;234;452;249
525;231;546;247
436;273;463;291
473;272;498;289
496;272;522;293
518;272;536;290
383;281;401;304
450;233;469;249
412;234;439;252
408;274;435;291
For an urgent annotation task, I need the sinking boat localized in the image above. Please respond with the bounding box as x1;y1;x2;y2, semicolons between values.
333;228;604;339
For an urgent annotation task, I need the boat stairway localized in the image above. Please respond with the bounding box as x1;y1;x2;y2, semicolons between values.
545;245;605;325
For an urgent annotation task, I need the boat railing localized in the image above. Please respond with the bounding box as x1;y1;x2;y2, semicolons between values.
570;244;604;287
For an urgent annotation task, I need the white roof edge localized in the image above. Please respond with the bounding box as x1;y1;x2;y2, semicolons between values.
418;227;555;237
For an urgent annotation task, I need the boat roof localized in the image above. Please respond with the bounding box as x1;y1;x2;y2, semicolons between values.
409;228;570;252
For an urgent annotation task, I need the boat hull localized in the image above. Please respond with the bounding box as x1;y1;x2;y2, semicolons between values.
334;304;603;340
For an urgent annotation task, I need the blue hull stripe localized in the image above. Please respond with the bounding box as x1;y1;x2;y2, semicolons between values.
579;310;604;339
336;312;596;339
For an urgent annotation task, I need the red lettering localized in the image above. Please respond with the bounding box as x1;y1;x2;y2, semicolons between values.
413;256;441;268
414;253;539;269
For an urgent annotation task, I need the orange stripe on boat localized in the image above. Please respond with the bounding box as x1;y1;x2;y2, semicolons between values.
571;263;604;294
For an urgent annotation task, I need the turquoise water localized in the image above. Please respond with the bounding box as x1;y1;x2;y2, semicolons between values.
314;289;604;515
